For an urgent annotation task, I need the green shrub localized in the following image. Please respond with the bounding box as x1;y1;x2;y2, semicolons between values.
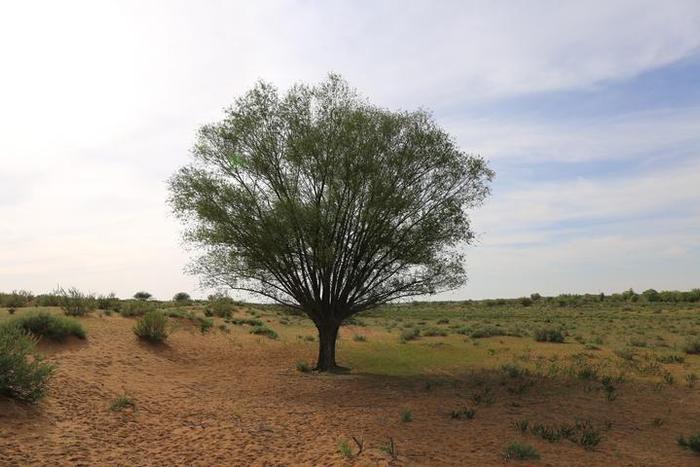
422;327;448;337
110;394;135;411
401;409;413;422
96;293;121;311
197;316;214;333
296;361;311;373
400;328;420;342
678;433;700;453
205;298;234;318
250;325;278;339
133;310;169;342
57;287;95;316
0;325;54;403
352;334;367;342
172;292;191;303
229;317;264;326
7;312;86;341
470;327;507;338
120;300;155;317
534;327;565;343
503;442;540;461
338;440;352;458
133;291;152;300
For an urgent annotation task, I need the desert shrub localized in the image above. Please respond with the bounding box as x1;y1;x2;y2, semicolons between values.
422;327;448;337
57;287;95;316
519;297;533;307
450;407;475;420
120;300;155;317
133;310;169;342
534;327;565;343
7;312;86;341
172;292;191;303
250;325;278;339
530;293;541;301
96;293;121;311
229;317;263;327
110;394;135;411
401;409;413;422
400;328;420;342
470;327;506;338
678;433;700;453
133;291;152;300
686;373;698;388
503;442;539;461
0;325;54;403
296;361;311;373
682;337;700;354
205;298;234;318
513;419;529;433
0;290;33;308
614;347;636;360
657;354;685;364
196;316;214;333
501;363;529;378
352;334;367;342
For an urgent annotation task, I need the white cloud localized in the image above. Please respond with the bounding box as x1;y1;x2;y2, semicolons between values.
1;1;699;298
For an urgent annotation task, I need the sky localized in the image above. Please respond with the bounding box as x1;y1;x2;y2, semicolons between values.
1;0;699;300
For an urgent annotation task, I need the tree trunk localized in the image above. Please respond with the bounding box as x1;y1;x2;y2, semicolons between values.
315;321;340;371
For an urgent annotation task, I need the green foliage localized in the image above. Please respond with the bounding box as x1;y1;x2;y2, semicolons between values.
400;328;420;342
338;440;352;458
352;334;367;342
6;311;86;341
534;327;565;343
173;292;191;303
96;293;121;311
296;361;311;373
228;317;264;326
0;325;54;403
678;433;700;453
502;442;540;461
205;298;234;318
400;409;413;422
133;291;152;301
57;287;95;316
110;394;135;411
249;325;278;339
133;310;169;342
168;74;493;371
0;290;33;308
120;300;156;317
196;316;214;333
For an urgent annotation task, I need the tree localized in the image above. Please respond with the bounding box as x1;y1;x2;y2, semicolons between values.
133;291;152;301
173;292;191;303
169;75;493;371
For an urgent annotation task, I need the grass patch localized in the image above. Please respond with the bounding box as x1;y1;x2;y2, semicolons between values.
534;327;565;343
250;325;278;339
5;311;86;341
109;394;135;411
503;442;540;461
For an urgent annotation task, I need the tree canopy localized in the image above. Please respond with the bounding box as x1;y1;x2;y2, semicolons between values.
169;74;493;370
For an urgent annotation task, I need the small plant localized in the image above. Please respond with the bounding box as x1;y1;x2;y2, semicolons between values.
133;310;169;342
685;373;698;388
401;409;413;422
197;316;214;333
379;438;398;459
601;376;617;401
120;300;155;317
0;325;54;403
338;440;352;458
352;334;367;342
534;327;565;343
501;363;529;378
651;417;664;427
663;371;675;385
450;407;476;420
250;325;278;339
110;394;135;411
8;311;86;341
296;361;311;373
8;307;16;315
677;433;700;453
502;442;540;461
400;328;420;342
513;419;529;433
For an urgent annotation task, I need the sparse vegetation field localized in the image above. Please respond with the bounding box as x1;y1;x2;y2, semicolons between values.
1;291;699;465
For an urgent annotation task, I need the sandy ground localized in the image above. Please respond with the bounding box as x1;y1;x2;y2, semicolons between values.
2;315;699;466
